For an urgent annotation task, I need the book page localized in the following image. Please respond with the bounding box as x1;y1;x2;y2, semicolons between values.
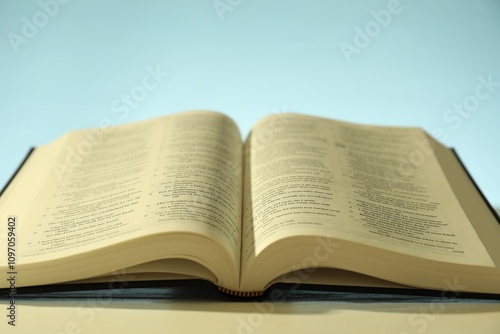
140;112;243;264
12;111;242;268
242;114;494;270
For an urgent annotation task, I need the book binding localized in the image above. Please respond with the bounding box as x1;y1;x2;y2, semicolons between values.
217;286;264;297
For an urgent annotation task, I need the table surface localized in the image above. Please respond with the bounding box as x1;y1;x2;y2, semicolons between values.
2;298;500;333
1;282;499;332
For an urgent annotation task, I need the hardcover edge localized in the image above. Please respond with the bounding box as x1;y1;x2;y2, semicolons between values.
0;147;36;197
3;280;499;301
451;148;500;224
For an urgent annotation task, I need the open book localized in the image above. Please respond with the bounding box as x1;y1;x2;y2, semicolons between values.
1;111;500;297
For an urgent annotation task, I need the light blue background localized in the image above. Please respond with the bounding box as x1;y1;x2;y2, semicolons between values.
1;0;499;207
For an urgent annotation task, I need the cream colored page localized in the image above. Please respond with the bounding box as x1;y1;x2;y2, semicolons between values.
242;114;493;268
14;112;242;266
140;112;243;265
18;119;159;261
331;121;492;266
0;138;68;264
242;114;342;265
